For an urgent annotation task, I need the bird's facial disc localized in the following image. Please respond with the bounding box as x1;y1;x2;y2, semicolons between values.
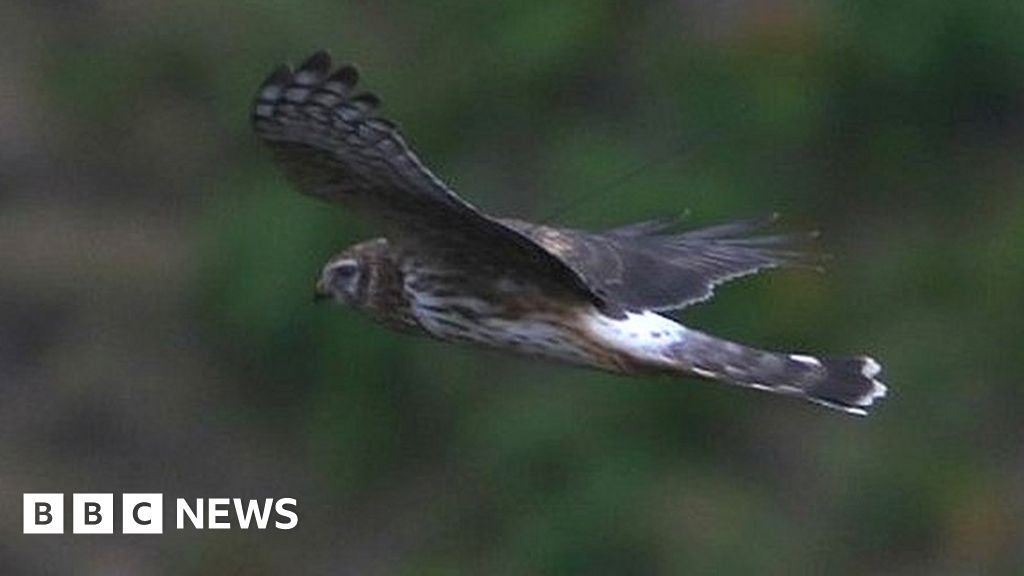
317;258;361;304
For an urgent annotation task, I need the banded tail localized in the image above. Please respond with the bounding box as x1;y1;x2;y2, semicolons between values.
672;329;887;415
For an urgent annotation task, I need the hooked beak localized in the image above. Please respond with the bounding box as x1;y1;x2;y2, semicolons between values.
312;280;330;303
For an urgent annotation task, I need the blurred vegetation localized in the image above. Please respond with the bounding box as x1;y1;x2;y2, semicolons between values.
3;0;1023;574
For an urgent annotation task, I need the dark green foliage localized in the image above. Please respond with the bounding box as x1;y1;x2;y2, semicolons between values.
6;0;1023;573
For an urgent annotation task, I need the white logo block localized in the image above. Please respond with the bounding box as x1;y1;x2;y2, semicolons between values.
72;493;113;534
23;493;64;534
122;493;163;534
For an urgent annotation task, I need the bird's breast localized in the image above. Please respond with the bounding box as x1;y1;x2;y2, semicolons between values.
401;267;625;370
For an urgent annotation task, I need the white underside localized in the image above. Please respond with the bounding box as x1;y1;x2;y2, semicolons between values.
407;283;890;416
582;310;689;366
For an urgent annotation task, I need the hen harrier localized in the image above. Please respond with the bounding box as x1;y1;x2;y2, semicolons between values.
252;51;887;415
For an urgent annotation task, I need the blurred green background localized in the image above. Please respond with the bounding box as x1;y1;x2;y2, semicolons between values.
2;0;1023;574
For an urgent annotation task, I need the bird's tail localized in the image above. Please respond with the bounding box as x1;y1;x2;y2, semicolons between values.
670;329;887;416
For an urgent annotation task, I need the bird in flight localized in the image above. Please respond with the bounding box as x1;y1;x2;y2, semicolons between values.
252;51;887;416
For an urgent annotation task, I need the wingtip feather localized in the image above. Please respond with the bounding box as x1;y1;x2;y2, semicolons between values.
300;50;332;72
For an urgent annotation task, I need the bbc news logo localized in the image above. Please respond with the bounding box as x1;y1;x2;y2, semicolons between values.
23;494;298;534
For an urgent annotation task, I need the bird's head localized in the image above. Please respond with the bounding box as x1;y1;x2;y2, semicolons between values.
313;238;391;306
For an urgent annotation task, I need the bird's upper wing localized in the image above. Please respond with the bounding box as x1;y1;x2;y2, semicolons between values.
503;214;822;312
252;51;601;305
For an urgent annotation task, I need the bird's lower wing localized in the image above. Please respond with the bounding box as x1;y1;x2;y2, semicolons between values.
506;214;822;312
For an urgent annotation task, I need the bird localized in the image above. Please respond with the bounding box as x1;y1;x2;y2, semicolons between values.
251;50;887;416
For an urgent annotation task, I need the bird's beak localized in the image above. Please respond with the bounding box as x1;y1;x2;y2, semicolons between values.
312;280;329;303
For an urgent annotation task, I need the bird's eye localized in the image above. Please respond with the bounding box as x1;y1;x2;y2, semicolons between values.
331;261;359;280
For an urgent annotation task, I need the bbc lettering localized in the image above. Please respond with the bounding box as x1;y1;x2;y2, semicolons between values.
23;494;298;534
